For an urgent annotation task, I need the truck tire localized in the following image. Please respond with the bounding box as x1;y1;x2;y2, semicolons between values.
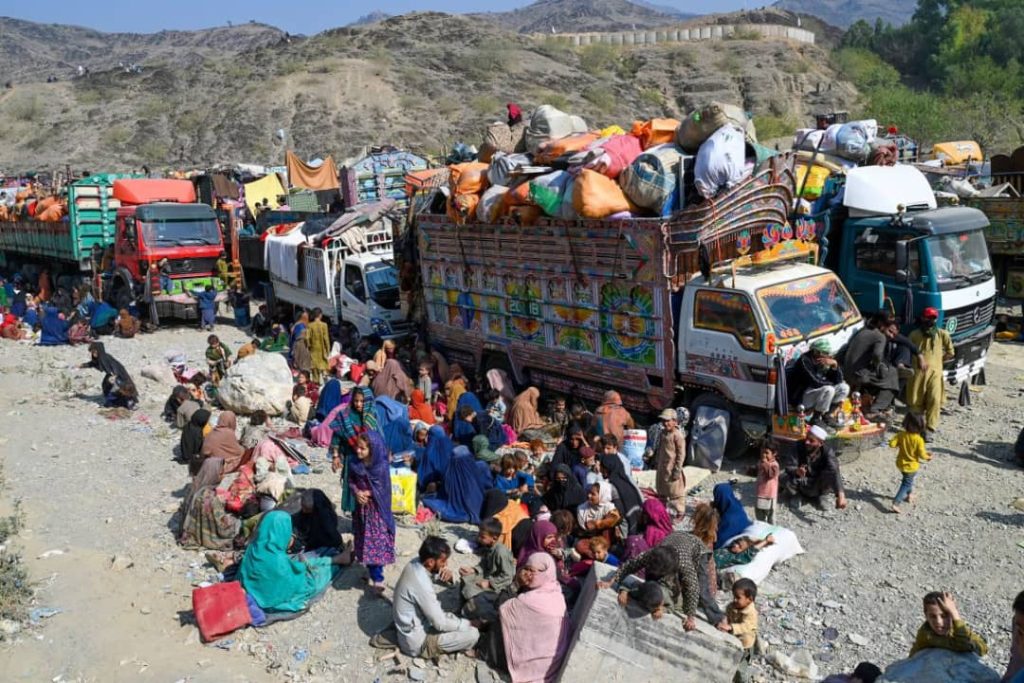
109;279;132;312
687;392;751;460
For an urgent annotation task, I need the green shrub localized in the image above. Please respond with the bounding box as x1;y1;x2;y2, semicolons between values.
9;95;42;122
579;43;618;75
583;85;616;113
470;95;501;118
752;114;800;140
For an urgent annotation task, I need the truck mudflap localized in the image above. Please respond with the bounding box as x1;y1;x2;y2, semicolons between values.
945;327;993;385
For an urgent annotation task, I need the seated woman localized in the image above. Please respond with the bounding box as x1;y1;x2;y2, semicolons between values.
238;510;351;614
416;424;454;494
181;408;212;475
113;308;140;338
497;553;572;681
711;483;752;550
421;445;493;524
291;489;342;554
178;457;239;551
481;489;528;550
200;411;245;474
163;385;190;424
38;305;69;346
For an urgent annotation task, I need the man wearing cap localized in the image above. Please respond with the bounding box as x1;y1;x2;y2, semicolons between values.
655;408;687;517
782;424;847;510
907;307;954;441
787;338;850;427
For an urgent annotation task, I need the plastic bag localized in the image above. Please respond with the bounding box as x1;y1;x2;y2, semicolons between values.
688;404;729;472
631;118;680;150
488;152;530;188
529;171;572;217
477;185;509;223
525;104;588;154
694;125;748;199
391;467;418;515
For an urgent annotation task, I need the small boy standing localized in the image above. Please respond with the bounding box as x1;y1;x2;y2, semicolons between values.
158;258;172;294
205;334;232;385
755;440;780;524
910;591;988;656
460;517;516;604
723;578;759;682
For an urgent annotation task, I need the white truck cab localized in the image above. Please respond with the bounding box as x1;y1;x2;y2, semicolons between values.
268;216;410;341
677;243;864;447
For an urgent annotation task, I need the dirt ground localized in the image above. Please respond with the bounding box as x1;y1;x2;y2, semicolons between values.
0;320;1021;682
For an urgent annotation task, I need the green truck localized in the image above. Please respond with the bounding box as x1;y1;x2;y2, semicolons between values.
0;175;228;322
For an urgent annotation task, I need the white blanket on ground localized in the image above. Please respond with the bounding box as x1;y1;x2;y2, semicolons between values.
719;521;803;587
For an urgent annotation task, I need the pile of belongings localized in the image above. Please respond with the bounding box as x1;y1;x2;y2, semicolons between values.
439;101;771;225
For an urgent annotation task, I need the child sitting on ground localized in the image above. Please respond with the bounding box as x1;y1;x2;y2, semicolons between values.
289;384;312;425
890;412;931;514
568;537;620;578
714;535;775;571
494;454;534;499
723;578;759;679
616;579;666;620
910;591;989;656
528;439;547;470
516;449;538;481
460;517;516;602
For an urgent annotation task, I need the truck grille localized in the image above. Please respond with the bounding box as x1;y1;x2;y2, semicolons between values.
944;297;995;338
165;257;218;276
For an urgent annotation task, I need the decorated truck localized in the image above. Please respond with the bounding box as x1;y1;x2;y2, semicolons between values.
0;175;228;323
413;156;867;454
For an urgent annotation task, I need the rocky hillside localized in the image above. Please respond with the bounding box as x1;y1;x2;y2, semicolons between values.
0;11;858;171
478;0;691;34
0;16;287;84
774;0;918;27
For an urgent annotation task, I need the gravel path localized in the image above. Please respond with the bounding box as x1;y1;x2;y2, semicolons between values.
0;322;1020;682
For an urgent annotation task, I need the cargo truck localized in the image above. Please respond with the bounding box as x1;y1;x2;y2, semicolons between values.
413;155;866;454
808;165;996;387
0;175;228;324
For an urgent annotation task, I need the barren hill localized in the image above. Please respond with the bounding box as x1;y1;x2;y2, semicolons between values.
774;0;918;27
0;11;857;171
0;16;287;84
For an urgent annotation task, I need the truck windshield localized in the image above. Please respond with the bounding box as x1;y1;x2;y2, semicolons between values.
928;231;992;289
756;274;859;344
365;262;399;310
139;218;222;247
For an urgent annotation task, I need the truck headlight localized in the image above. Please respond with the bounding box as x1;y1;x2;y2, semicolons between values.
371;317;392;335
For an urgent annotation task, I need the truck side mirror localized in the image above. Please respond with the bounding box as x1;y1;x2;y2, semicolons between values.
125;217;137;243
895;241;909;281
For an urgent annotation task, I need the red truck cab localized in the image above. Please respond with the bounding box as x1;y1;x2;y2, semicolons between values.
107;179;228;317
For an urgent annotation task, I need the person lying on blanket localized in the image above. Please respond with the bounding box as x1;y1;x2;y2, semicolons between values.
713;535;775;571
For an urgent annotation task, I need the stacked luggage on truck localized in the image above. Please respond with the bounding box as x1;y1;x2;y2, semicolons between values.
408;102;881;457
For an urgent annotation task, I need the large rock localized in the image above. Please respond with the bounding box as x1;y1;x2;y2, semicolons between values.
217;352;292;416
140;364;177;386
557;562;743;683
880;650;1000;683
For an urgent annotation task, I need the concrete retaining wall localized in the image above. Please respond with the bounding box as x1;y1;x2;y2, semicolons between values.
541;23;815;48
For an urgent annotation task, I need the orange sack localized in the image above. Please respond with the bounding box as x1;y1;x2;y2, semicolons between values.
449;162;491;196
572;169;633;219
631;118;681;150
534;132;600;165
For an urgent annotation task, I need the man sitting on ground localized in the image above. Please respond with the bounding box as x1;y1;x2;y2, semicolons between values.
392;536;480;658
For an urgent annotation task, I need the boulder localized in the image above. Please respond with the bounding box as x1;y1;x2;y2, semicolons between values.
880;650;1000;683
557;563;743;683
140;364;177;386
217;352;292;416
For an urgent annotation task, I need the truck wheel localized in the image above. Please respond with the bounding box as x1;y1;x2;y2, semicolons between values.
688;392;751;461
109;281;132;312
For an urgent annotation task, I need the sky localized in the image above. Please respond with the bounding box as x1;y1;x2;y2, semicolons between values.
4;0;756;35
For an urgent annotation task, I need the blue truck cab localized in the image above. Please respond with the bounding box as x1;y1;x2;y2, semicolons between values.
810;165;995;386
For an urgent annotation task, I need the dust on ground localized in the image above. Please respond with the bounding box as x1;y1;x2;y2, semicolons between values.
0;321;1020;682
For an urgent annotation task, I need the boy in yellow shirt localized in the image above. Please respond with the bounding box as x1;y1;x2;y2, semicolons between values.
889;413;930;514
910;591;988;657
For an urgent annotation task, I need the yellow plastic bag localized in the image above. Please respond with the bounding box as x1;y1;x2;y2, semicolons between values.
796;164;832;199
599;125;626;138
390;467;417;515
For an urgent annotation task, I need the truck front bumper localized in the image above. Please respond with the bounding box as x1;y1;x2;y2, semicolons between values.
944;326;993;385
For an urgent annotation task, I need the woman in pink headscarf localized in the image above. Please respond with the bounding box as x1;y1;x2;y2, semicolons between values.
500;553;571;683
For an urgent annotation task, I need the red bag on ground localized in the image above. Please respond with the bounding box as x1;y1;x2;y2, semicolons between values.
192;581;251;642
